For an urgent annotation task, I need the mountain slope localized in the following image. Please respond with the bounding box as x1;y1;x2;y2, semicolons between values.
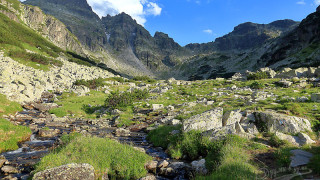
24;0;106;51
258;9;320;69
185;20;298;54
23;0;189;76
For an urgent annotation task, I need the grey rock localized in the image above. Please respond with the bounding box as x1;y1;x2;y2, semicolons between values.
222;109;242;126
38;128;60;138
157;160;169;168
183;108;223;132
254;111;312;133
191;159;207;175
1;166;20;174
290;149;313;168
298;132;316;145
152;104;164;111
33;163;95;180
114;128;130;137
145;161;158;172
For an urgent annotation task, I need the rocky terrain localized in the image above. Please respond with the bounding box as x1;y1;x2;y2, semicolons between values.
0;51;114;103
0;0;320;179
0;66;319;179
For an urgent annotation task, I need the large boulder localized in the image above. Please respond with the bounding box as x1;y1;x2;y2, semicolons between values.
222;109;242;126
183;108;223;132
33;163;95;180
254;111;312;133
202;122;252;141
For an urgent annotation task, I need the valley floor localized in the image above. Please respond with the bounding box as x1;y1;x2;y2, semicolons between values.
0;75;320;180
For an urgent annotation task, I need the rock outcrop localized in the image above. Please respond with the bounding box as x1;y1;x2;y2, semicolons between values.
182;108;223;132
254;111;312;133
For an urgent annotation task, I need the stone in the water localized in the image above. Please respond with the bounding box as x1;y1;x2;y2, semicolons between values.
157;160;169;168
1;165;20;174
290;149;313;168
33;163;95;180
145;161;158;172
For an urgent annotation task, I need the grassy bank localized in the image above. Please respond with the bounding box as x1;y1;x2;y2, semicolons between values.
34;133;152;179
0;94;31;152
0;118;32;152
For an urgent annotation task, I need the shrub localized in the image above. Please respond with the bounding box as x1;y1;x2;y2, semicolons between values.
8;49;62;67
247;72;269;80
132;76;156;83
147;125;215;160
249;81;265;89
274;147;294;167
308;147;320;174
105;89;149;110
74;78;106;89
34;134;152;179
269;134;288;148
66;51;96;67
199;136;259;180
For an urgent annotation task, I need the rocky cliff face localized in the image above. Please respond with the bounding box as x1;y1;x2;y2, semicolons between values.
24;0;106;51
23;0;188;75
258;9;320;69
0;0;84;54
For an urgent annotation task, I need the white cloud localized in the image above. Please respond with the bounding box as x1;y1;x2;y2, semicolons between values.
146;2;161;16
315;0;320;5
296;0;306;5
203;29;213;34
87;0;162;26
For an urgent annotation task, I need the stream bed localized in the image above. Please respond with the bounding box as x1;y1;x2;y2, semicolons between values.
0;93;190;180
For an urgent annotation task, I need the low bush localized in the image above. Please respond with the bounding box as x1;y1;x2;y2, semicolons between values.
249;81;265;89
247;72;269;80
74;77;106;89
132;76;156;83
269;133;289;148
8;49;62;67
198;136;260;180
105;89;149;110
308;146;320;174
147;125;216;160
34;133;152;179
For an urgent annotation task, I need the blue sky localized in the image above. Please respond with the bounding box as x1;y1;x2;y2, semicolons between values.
87;0;319;46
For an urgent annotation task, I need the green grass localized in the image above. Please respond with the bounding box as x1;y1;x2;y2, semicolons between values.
0;94;23;117
198;136;261;180
0;93;31;152
0;118;32;152
34;133;152;179
0;13;62;56
49;91;107;118
148;125;217;160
